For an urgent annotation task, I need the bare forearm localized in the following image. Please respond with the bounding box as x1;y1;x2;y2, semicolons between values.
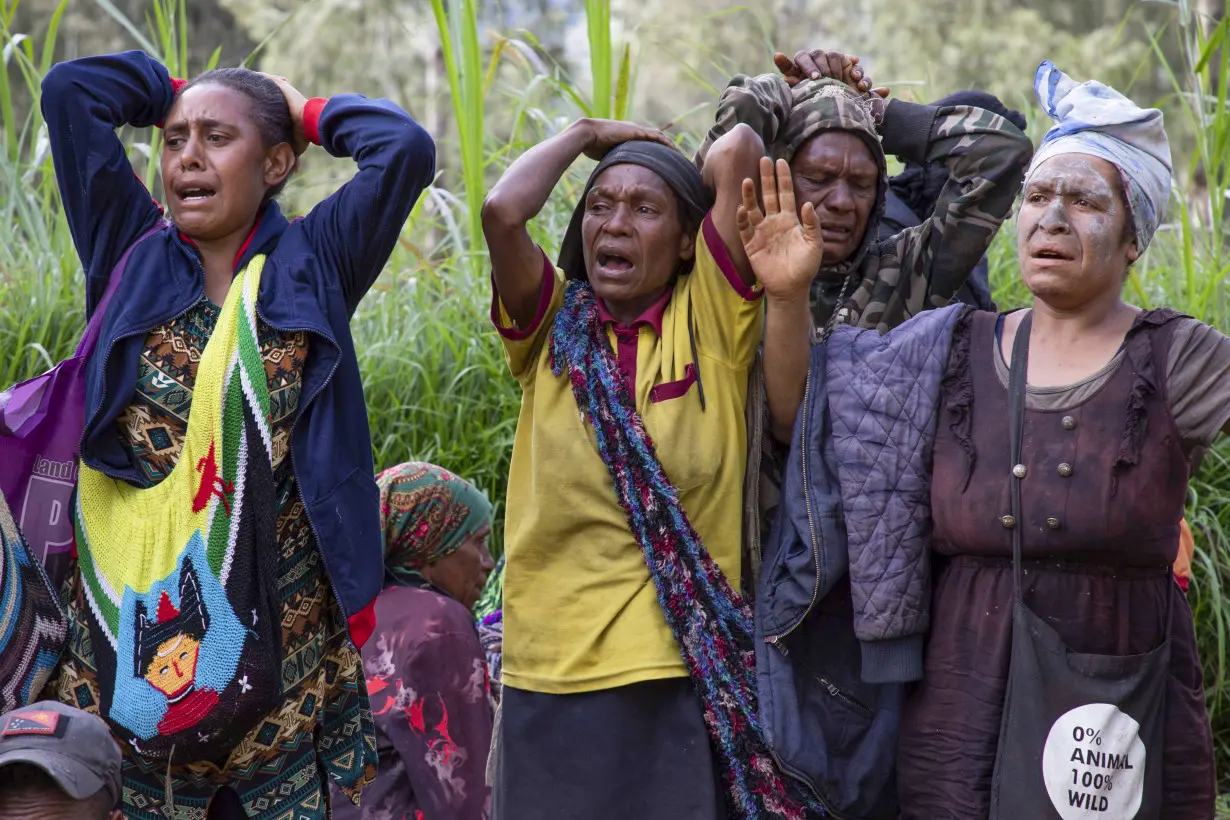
763;292;813;442
482;121;594;326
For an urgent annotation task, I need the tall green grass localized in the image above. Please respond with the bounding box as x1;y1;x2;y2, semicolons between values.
0;0;80;390
1132;0;1230;319
3;0;1230;801
430;0;486;267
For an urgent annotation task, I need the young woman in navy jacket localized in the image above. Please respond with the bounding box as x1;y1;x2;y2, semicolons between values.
40;50;434;819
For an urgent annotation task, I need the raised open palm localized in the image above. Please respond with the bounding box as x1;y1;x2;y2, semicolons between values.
737;157;824;298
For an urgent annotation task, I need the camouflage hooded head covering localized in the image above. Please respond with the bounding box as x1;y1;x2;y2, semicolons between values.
775;78;889;279
697;74;889;281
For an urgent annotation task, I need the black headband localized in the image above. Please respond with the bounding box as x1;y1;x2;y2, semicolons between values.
557;140;712;282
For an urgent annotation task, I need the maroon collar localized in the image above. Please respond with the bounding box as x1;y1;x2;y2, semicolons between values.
175;208;267;273
596;288;672;335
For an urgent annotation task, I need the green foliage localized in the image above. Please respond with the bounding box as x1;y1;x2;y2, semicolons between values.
354;255;521;543
431;0;486;268
586;0;612;118
852;0;1152;110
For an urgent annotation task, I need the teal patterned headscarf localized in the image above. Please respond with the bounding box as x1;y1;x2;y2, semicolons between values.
376;462;494;584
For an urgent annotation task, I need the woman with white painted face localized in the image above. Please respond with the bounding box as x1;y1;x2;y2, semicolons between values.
751;61;1225;819
893;62;1225;819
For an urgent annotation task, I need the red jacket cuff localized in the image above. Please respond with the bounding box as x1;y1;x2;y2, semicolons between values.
303;97;328;146
156;78;188;129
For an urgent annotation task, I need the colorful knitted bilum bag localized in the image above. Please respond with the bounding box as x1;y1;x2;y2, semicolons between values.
75;256;282;762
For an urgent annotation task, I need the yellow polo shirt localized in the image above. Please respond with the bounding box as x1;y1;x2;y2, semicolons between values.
492;215;764;694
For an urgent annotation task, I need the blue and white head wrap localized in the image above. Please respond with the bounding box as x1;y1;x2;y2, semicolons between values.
1027;60;1172;252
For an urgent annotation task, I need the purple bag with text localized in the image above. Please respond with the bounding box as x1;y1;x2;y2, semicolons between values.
0;223;163;591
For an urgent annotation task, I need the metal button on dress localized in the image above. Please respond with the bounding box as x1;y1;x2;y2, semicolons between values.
1046;517;1061;530
1062;416;1076;430
1012;464;1027;479
1057;463;1073;478
1001;515;1017;529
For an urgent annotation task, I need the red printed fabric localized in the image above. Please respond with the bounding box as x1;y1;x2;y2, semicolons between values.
333;583;493;820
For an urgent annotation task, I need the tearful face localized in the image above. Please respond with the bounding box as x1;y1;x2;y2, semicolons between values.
581;164;695;322
161;83;290;243
789;131;879;268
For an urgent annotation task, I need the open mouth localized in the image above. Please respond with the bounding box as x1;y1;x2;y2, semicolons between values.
1031;248;1072;261
177;186;216;204
597;252;634;273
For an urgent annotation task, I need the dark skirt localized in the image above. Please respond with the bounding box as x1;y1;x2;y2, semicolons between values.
206;786;246;819
493;677;727;820
897;557;1215;819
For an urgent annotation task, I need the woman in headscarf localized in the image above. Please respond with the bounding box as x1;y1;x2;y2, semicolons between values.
753;61;1225;819
480;114;824;819
332;462;496;820
879;87;1200;597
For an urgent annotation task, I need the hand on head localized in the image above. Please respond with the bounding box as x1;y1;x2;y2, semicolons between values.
773;49;890;99
737;156;824;300
162;68;309;245
576;118;677;161
259;73;310;156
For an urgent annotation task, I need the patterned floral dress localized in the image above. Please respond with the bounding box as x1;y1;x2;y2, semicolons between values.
52;298;377;819
332;581;493;820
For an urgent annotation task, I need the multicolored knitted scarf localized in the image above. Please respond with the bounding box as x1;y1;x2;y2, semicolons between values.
473;553;504;623
548;281;820;819
474;554;505;705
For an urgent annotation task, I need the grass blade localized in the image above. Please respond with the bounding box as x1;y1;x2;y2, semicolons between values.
585;0;611;119
92;0;158;55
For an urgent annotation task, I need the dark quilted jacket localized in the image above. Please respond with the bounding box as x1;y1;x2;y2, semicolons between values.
755;304;968;817
825;304;970;683
757;342;903;819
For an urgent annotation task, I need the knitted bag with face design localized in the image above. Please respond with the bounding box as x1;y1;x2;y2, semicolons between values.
74;256;282;762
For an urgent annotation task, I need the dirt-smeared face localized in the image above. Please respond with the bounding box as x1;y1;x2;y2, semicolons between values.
581;164;695;323
1018;154;1139;310
161;84;291;243
144;633;201;697
790;131;879;266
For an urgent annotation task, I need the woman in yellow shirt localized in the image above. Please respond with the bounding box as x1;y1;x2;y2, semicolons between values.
481;115;823;819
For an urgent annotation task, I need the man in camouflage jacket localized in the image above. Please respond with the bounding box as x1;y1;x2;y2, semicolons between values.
698;49;1035;579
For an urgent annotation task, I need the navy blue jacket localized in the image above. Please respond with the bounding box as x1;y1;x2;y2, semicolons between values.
41;51;436;646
